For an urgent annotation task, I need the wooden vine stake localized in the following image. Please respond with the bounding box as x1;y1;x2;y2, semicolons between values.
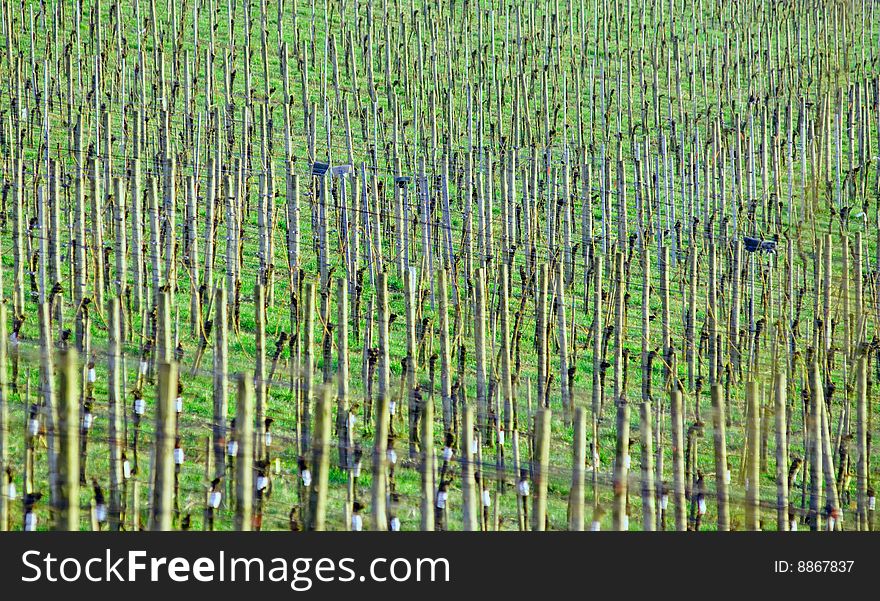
532;408;551;531
234;372;255;531
745;381;761;531
56;349;80;531
150;361;178;531
308;386;332;531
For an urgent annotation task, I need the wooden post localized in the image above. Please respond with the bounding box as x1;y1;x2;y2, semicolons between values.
12;158;25;315
670;388;686;531
150;361;177;531
745;381;761;530
405;266;420;458
112;177;128;311
302;282;316;452
461;406;478;531
234;372;254;531
536;264;549;408
774;372;788;531
710;384;730;531
639;402;656;531
532;408;551;531
0;304;7;531
612;392;630;530
131;158;144;313
158;290;172;363
438;269;454;434
660;247;672;390
372;273;391;530
499;263;514;433
808;360;824;531
856;355;868;530
254;283;267;462
569;407;586;531
557;260;571;425
819;383;841;530
108;298;124;530
474;269;488;437
56;349;80;531
308;386;332;531
513;429;524;531
421;389;435;531
337;278;350;469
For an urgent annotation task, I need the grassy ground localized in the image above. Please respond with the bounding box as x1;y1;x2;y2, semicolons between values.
0;0;878;531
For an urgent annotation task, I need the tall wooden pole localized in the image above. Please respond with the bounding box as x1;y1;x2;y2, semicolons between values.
774;372;788;531
856;355;868;530
745;381;761;530
570;407;586;531
639;402;656;531
532;408;551;531
670;388;686;531
372;273;391;530
150;361;177;531
308;386;332;530
710;384;730;531
461;406;479;531
108;298;124;530
56;349;80;531
234;372;255;531
0;304;8;530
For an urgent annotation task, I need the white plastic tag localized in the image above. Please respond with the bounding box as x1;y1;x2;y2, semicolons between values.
210;491;222;508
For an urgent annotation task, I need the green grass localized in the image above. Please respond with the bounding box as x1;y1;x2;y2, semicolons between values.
0;0;878;531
